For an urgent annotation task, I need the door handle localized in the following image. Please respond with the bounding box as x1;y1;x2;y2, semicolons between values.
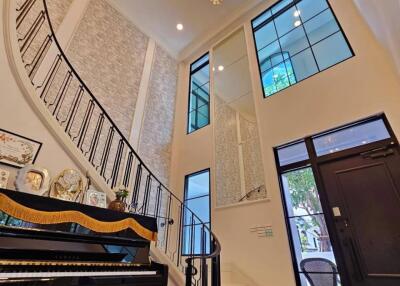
345;237;364;281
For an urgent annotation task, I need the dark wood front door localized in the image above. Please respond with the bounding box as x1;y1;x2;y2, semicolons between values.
319;145;400;286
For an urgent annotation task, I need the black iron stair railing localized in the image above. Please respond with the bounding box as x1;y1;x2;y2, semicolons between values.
12;0;221;285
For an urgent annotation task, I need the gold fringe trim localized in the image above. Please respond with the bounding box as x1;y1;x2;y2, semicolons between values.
0;193;157;241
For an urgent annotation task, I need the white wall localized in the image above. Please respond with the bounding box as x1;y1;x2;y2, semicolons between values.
169;0;400;285
353;0;400;76
0;3;82;189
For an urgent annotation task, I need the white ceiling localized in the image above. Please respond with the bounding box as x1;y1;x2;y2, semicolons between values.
107;0;263;58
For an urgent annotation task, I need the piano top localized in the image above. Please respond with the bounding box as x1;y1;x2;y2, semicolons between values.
0;188;157;241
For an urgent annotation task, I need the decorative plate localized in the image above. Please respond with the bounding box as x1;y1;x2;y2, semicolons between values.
50;169;83;201
14;164;51;196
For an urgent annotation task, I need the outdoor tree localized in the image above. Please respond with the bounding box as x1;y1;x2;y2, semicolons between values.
285;168;332;252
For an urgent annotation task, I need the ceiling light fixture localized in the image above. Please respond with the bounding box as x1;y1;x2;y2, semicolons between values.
210;0;223;5
176;23;183;31
293;10;301;17
218;65;224;71
294;20;301;27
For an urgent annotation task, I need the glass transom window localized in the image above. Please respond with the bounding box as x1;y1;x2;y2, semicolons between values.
252;0;354;98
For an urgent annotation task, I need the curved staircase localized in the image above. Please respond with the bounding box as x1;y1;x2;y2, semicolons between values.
2;0;221;285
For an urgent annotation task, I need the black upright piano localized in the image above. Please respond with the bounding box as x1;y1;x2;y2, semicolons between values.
0;189;168;285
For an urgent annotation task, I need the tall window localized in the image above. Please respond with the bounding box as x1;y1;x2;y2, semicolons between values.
252;0;354;97
188;54;210;133
182;169;211;255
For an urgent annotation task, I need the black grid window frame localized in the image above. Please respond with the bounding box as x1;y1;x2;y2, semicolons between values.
251;0;355;98
181;168;212;256
187;53;210;134
273;113;397;286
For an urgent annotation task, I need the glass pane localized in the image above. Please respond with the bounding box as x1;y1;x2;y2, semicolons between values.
198;104;209;119
279;26;308;57
272;0;293;15
299;273;342;286
186;171;210;199
289;215;337;272
262;61;292;97
252;10;272;29
312;32;352;71
304;9;339;45
281;168;323;217
313;119;391;156
291;48;318;81
197;113;209;129
182;224;211;255
275;6;301;37
192;66;209;87
296;0;329;22
188;111;196;133
185;196;210;223
277;141;309;166
191;54;209;72
254;22;277;51
258;41;282;73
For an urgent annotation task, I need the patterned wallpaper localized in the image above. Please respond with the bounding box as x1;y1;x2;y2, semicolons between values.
215;96;266;206
66;0;149;137
215;96;242;206
138;45;178;187
240;115;266;201
46;0;73;30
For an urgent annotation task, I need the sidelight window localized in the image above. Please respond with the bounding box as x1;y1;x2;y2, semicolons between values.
252;0;353;97
188;54;210;133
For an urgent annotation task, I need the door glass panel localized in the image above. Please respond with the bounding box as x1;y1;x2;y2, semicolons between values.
281;167;339;279
281;168;322;216
277;141;309;166
289;215;337;271
313;119;391;156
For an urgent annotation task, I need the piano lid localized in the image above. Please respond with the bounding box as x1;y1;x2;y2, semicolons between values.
0;189;157;241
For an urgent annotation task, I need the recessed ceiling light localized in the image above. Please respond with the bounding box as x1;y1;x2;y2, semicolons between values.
218;65;224;71
294;20;301;27
176;23;183;31
293;10;301;17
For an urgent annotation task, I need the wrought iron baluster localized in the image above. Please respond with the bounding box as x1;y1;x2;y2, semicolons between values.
16;0;37;29
164;194;172;254
122;151;133;187
130;163;142;211
177;203;183;267
110;139;124;188
26;35;52;79
88;113;104;163
155;184;162;218
75;100;95;149
99;126;114;178
142;174;152;215
20;12;46;58
65;86;84;134
38;54;62;92
51;71;72;116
